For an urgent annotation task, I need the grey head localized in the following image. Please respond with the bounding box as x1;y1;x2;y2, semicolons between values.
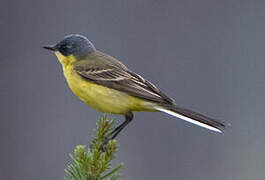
43;34;96;58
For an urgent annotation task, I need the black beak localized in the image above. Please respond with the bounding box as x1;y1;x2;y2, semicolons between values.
42;45;56;51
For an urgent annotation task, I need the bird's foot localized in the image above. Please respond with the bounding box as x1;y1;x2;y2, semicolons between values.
100;137;111;152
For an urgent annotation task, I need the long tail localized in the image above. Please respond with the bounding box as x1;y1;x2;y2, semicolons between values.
155;105;227;133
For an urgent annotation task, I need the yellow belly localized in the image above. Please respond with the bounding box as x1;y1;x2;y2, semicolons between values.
62;65;156;114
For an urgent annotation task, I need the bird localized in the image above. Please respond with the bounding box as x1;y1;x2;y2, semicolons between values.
43;34;227;140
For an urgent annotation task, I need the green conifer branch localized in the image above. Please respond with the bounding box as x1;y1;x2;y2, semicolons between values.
64;115;123;180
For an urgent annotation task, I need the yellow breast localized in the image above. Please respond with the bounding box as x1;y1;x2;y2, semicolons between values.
55;52;156;114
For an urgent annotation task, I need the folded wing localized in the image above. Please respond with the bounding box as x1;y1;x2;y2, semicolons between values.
73;59;174;105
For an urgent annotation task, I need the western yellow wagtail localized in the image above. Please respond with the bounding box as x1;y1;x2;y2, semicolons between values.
43;34;226;140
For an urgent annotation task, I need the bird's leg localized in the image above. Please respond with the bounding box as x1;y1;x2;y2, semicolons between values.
110;112;134;139
101;112;133;151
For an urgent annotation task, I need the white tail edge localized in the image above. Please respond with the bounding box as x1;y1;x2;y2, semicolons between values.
155;107;222;133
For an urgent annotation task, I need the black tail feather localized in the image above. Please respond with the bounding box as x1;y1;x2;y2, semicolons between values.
157;105;228;132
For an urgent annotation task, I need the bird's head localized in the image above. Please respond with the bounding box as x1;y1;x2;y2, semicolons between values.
43;34;96;61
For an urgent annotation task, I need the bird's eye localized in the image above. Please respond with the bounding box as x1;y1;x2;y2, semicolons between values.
61;44;72;50
59;44;73;56
66;45;72;49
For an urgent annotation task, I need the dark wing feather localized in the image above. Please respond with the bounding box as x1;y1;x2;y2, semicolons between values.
73;60;174;105
73;52;227;132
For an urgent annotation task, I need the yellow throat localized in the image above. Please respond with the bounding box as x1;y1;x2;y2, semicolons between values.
53;51;156;114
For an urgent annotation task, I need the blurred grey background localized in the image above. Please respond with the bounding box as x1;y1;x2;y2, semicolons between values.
1;0;265;179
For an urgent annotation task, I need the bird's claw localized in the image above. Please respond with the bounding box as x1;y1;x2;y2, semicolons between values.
100;137;111;152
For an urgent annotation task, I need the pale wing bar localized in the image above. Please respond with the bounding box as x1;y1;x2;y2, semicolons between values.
74;65;173;104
